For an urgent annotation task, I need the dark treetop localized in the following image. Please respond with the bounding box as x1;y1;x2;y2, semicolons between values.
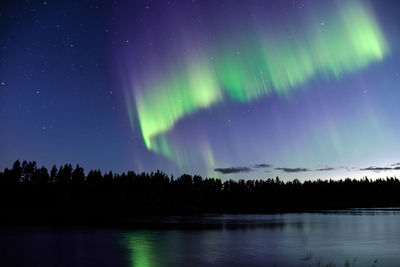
1;160;400;226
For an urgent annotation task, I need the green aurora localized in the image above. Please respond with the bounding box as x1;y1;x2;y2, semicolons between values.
132;1;388;167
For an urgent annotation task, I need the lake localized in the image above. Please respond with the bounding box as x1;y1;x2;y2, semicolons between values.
1;209;399;266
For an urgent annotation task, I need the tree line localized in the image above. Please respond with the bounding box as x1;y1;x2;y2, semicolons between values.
1;160;400;224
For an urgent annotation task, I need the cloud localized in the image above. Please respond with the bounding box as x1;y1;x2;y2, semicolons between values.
214;163;272;174
359;166;393;172
214;166;252;174
253;163;272;168
359;163;400;172
275;167;310;173
315;167;336;171
215;163;400;175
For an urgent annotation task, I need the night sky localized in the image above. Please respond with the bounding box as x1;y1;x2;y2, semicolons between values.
1;0;400;180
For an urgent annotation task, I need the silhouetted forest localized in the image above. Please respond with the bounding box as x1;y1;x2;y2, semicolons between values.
1;160;400;225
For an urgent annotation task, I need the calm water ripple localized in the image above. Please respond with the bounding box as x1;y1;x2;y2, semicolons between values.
1;210;400;266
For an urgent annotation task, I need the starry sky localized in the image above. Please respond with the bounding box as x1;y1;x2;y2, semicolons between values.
1;0;400;180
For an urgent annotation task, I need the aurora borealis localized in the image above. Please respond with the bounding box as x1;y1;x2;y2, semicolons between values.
130;1;387;161
1;0;400;180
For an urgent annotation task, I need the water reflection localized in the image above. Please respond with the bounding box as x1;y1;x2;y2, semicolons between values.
121;231;159;267
118;211;400;266
1;210;400;266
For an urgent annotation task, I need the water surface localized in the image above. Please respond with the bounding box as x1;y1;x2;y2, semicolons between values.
1;210;399;266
